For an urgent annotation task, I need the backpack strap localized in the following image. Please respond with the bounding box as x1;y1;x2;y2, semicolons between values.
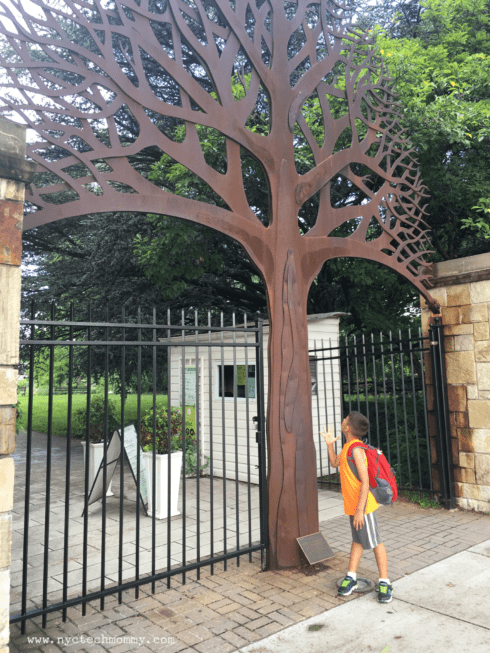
346;441;367;480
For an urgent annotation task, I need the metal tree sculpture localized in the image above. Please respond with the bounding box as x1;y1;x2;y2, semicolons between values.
0;0;439;568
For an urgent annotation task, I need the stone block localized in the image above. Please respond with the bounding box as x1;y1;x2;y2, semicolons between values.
443;324;473;336
0;264;21;366
454;467;476;484
441;306;461;325
477;362;490;390
461;483;490;501
475;340;490;362
448;385;467;412
470;279;490;304
0;368;17;405
0;178;25;202
474;322;490;341
0;569;8;647
470;430;490;454
458;428;474;452
454;334;474;351
421;309;431;337
456;497;490;513
0;458;13;512
450;417;458;438
0;406;15;455
428;412;437;438
432;467;441;492
454;480;464;498
443;336;455;352
452;436;459;465
468;400;490;428
467;384;478;399
0;514;12;568
461;304;488;324
459;451;475;468
447;284;471;307
475;454;490;485
445;351;476;384
0;199;23;265
455;411;469;427
479;391;490;400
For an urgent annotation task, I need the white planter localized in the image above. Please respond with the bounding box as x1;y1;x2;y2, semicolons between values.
143;450;183;519
81;441;114;497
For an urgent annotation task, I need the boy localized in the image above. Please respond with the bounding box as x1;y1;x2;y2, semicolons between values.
321;411;393;603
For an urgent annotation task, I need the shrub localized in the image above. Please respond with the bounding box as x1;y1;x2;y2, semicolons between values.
140;405;185;455
73;395;119;443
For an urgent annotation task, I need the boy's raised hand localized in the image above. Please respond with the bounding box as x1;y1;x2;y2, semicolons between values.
320;426;340;446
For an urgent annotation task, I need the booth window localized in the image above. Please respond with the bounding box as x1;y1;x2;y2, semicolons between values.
217;364;256;399
310;357;318;396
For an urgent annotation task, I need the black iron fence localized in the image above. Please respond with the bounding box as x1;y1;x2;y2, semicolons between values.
13;305;267;629
310;328;437;499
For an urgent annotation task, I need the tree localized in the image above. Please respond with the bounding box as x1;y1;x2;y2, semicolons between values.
373;0;490;258
0;0;438;568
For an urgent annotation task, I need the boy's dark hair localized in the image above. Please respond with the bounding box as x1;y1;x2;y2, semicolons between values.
348;411;370;437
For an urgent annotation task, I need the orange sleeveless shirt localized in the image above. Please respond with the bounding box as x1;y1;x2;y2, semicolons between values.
339;438;378;516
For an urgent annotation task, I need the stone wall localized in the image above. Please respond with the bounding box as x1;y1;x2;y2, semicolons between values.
0;117;35;653
421;253;490;513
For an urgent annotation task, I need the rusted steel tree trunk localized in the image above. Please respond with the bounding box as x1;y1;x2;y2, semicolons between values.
0;0;441;569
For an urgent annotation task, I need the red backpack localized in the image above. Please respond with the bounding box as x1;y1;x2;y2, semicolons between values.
346;441;398;505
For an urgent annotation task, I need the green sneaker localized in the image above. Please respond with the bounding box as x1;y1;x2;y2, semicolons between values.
338;576;358;596
377;581;393;603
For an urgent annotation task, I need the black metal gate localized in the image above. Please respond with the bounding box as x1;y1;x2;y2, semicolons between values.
13;306;267;629
310;322;454;506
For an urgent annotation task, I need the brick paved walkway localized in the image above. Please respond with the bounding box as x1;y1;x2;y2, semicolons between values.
11;495;490;653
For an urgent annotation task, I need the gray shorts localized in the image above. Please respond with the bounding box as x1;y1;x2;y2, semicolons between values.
349;511;381;550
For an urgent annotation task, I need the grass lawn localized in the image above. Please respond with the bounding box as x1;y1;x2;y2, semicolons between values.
17;394;168;437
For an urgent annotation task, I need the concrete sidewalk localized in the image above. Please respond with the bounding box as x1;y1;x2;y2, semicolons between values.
239;539;490;653
10;499;490;653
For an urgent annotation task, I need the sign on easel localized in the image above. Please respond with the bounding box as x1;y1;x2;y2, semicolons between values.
83;425;148;514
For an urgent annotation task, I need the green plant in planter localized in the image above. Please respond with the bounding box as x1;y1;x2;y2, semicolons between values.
73;395;119;443
140;405;209;475
140;405;184;455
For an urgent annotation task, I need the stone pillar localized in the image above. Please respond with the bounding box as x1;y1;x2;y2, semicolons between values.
421;253;490;513
0;117;36;652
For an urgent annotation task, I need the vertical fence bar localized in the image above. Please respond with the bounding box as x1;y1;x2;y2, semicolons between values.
408;329;423;491
220;312;227;571
208;311;214;574
362;334;370;442
313;341;322;480
345;335;352;415
353;335;361;412
430;317;455;508
181;309;187;584
380;333;391;464
399;330;413;495
62;304;74;621
244;315;252;560
135;307;142;599
232;313;240;564
41;303;55;628
151;307;157;593
255;319;268;571
419;327;433;494
118;307;126;603
82;303;92;616
320;339;331;483
389;331;402;487
100;306;109;610
195;311;201;580
371;333;381;450
20;301;35;633
166;308;172;588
